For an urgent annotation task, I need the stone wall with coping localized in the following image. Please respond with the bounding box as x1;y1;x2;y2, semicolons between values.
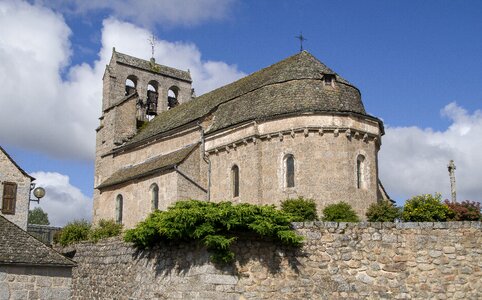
0;265;72;300
63;222;481;300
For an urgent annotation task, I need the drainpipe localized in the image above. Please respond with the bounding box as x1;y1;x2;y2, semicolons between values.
198;123;211;201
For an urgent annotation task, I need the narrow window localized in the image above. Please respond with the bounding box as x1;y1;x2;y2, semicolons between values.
232;165;239;198
150;183;159;211
1;182;17;214
286;155;295;188
115;194;123;224
357;155;365;189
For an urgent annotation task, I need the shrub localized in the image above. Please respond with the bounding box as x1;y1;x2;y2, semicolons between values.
124;200;303;264
57;220;91;247
322;202;359;222
444;200;481;221
281;197;319;222
366;200;401;222
401;193;451;222
89;219;123;243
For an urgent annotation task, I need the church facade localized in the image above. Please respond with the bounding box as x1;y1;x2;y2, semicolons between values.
93;49;388;228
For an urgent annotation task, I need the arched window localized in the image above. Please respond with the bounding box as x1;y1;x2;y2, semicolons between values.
125;75;137;95
115;194;123;224
146;81;159;116
357;155;365;189
232;165;239;198
150;183;159;211
285;154;295;188
167;86;179;109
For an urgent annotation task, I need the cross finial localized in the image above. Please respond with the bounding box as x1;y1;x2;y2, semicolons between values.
148;35;156;58
295;32;307;52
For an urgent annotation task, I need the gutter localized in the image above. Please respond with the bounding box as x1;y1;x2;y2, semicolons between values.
198;123;211;201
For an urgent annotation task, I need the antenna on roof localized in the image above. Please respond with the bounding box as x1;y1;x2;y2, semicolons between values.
295;32;307;52
148;35;156;59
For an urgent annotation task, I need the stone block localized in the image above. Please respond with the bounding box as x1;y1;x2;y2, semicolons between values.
200;274;238;285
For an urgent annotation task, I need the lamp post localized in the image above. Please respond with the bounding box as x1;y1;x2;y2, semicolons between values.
29;183;46;203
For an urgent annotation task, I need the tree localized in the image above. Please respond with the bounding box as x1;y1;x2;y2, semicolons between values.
402;193;451;222
281;197;319;222
444;200;481;221
322;202;360;222
28;207;50;225
366;200;401;222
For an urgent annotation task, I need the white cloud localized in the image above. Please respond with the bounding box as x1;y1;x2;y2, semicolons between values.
379;102;482;205
37;0;236;28
30;172;92;227
0;1;245;161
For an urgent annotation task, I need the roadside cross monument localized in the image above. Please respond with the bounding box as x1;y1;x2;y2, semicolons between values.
448;160;457;203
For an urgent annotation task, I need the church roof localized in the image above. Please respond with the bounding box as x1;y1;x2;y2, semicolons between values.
0;216;75;267
98;143;198;189
113;49;192;82
124;51;377;147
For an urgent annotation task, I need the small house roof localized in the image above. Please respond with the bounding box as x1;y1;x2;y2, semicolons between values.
0;216;75;267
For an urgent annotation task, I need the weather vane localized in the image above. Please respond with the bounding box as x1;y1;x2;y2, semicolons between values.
295;32;307;52
148;35;156;58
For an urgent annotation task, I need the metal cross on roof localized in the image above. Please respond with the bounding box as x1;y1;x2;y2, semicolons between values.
295;32;307;52
148;35;156;58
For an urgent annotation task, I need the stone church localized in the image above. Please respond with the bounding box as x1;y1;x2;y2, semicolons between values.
93;49;389;228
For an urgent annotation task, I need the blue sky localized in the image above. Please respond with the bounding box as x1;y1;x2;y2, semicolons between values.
1;0;481;225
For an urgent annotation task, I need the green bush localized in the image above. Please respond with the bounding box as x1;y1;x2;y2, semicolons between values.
444;200;481;221
57;220;91;247
402;193;451;222
281;197;319;222
89;219;123;243
124;200;303;264
366;200;401;222
322;202;360;222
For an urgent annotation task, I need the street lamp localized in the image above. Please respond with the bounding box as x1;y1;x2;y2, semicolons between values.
29;183;46;203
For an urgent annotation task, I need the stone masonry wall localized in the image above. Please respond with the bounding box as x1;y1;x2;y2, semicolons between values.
0;150;31;230
64;222;481;300
0;265;72;300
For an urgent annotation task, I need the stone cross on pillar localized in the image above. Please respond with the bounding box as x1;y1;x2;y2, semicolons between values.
447;160;456;203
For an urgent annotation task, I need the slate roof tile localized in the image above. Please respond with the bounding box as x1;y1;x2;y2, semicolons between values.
124;51;375;147
98;143;198;189
0;216;75;267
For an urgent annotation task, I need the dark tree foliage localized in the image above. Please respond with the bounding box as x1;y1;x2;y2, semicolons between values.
366;200;401;222
124;200;304;264
444;200;481;221
28;207;50;225
322;202;360;222
281;197;319;222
